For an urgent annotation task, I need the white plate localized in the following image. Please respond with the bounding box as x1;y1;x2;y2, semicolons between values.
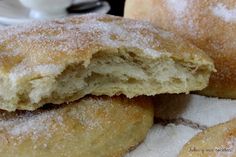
0;0;110;25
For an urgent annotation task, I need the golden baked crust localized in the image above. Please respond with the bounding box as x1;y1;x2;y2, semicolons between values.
0;14;214;111
179;118;236;157
0;96;153;157
124;0;236;98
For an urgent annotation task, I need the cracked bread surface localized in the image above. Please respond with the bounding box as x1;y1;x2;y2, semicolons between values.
0;14;214;111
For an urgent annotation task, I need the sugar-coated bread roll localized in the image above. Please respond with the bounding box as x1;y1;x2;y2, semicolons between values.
0;96;153;157
125;0;236;98
0;13;214;111
179;118;236;157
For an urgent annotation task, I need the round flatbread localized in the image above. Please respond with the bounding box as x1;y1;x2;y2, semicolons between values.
0;96;153;157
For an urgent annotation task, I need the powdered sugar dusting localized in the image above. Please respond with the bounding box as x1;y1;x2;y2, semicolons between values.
211;3;236;22
166;0;188;15
0;14;171;82
9;64;64;82
0;97;129;147
8;112;57;137
144;48;162;57
0;110;62;143
69;98;111;129
34;64;64;76
0;97;107;144
72;16;161;56
166;0;199;36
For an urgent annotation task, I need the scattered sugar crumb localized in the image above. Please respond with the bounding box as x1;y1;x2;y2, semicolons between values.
211;3;236;22
34;64;64;76
0;110;61;144
166;0;188;15
0;14;172;82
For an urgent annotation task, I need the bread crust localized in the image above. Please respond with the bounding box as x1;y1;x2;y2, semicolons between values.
0;96;153;157
179;118;236;157
0;14;214;111
125;0;236;98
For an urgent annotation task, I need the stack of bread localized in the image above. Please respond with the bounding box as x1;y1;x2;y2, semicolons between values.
125;0;236;156
0;13;216;157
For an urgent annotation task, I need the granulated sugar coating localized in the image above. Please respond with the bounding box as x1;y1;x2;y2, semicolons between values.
0;13;210;80
0;13;214;111
0;13;164;78
211;3;236;22
0;96;153;157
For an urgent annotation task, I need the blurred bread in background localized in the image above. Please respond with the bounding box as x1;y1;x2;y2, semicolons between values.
125;0;236;98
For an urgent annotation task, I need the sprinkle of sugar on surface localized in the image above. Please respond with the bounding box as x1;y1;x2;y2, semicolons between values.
9;64;64;82
0;96;145;152
0;97;118;145
166;0;188;15
1;111;47;142
0;110;61;144
68;98;114;130
8;112;56;137
33;64;64;76
165;0;198;35
211;3;236;22
0;13;174;82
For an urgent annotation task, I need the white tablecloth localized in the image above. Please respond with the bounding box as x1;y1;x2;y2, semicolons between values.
127;94;236;157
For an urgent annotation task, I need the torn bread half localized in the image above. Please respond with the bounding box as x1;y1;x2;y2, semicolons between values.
0;14;214;111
